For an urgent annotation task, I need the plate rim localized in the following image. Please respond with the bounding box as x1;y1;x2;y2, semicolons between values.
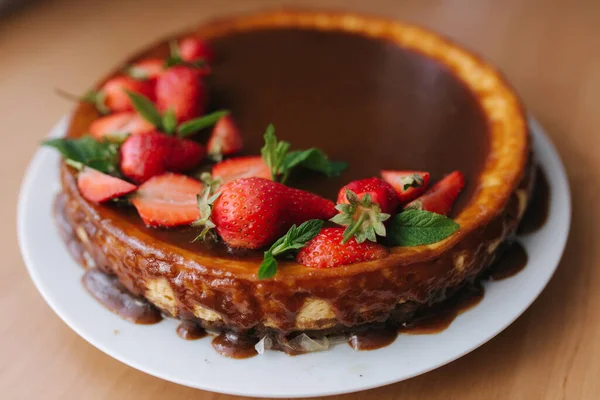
17;115;571;398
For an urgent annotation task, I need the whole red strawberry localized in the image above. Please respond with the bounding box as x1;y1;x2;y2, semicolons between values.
209;178;336;249
179;37;214;63
101;76;155;112
167;138;205;172
337;177;398;214
156;66;206;123
120;132;171;183
296;227;388;268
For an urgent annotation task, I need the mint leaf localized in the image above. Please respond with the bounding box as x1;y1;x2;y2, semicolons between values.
162;109;177;135
126;91;163;129
177;110;230;137
260;124;290;181
257;219;324;279
388;209;459;246
284;148;348;177
42;136;119;175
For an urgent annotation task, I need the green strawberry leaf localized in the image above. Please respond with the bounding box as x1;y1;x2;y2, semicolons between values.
126;91;163;129
257;219;324;279
42;136;120;175
177;110;230;137
388;209;460;246
260;124;290;181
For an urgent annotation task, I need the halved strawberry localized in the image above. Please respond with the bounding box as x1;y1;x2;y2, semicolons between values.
89;112;154;141
296;227;388;268
127;58;165;80
405;171;465;215
381;170;431;204
131;173;203;227
101;76;155;112
212;156;271;185
207;115;243;160
179;37;214;63
120;132;172;183
77;167;137;203
167;138;205;172
156;66;206;123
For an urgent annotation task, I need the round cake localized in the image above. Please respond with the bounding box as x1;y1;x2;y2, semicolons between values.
56;10;531;350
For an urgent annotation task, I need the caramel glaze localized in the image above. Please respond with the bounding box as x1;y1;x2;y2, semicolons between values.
82;269;163;325
212;332;258;359
489;242;528;281
176;320;208;340
57;16;532;343
518;166;550;235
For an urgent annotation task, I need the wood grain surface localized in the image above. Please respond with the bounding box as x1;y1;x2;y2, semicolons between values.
2;0;598;399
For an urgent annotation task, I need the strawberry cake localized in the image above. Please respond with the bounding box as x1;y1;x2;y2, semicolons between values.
47;10;532;355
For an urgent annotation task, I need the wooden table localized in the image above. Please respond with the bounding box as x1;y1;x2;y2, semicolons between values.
2;0;598;398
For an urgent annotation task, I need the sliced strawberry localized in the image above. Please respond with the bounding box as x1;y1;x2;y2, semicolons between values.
156;66;206;123
77;167;137;203
381;170;431;204
179;37;214;63
167;138;205;172
128;58;165;80
207;115;243;160
89;112;154;141
405;171;465;215
101;76;155;112
120;132;171;183
296;227;388;268
212;156;271;185
132;173;203;227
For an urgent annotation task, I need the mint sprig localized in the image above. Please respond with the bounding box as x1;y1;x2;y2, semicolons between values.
42;136;119;175
258;219;324;279
260;125;347;184
126;91;227;137
388;209;459;246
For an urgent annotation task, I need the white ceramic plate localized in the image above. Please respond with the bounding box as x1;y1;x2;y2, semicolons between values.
18;116;570;398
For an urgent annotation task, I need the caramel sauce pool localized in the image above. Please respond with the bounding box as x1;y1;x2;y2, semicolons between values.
176;321;208;340
518;166;550;234
489;242;528;280
212;332;258;359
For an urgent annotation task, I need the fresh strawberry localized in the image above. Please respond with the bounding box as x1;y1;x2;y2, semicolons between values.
156;66;206;123
296;227;388;268
337;177;398;214
167;138;205;172
381;170;431;204
206;178;335;249
77;167;137;203
127;58;165;80
101;76;155;112
119;132;171;183
89;111;154;141
179;37;214;63
207;115;243;160
212;156;271;185
406;171;465;215
131;173;203;227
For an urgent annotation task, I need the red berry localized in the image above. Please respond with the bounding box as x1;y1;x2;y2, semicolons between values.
156;66;206;123
337;177;398;214
380;170;431;204
179;37;214;63
77;167;137;203
212;156;271;185
131;173;203;227
101;76;155;112
167;138;205;172
211;177;335;249
406;171;465;215
128;58;165;80
89;112;154;141
296;227;388;268
207;115;243;159
120;132;171;183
